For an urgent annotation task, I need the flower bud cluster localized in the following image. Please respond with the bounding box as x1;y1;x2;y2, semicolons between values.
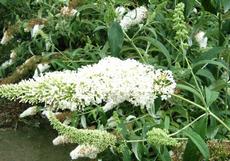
45;111;116;156
147;128;177;146
172;3;189;49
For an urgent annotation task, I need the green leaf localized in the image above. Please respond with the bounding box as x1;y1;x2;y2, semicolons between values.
177;83;203;101
183;128;210;160
192;60;229;71
193;115;208;138
108;22;124;57
131;143;142;161
164;116;170;130
157;146;171;161
183;0;196;17
122;146;131;161
0;0;7;6
135;36;171;66
200;0;217;14
221;0;230;12
80;115;87;128
196;69;216;82
194;47;223;62
205;87;219;106
209;80;228;91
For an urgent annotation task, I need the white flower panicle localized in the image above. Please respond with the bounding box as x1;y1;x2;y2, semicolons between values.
33;63;50;77
119;6;148;31
73;57;176;111
195;31;208;48
52;135;71;145
115;6;126;20
19;106;38;118
0;57;176;112
31;24;44;38
10;50;17;60
70;144;100;160
0;30;13;45
60;6;78;16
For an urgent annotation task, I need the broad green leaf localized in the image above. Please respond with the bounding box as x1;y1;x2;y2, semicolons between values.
221;0;230;12
183;128;210;160
196;69;216;82
80;115;87;128
177;83;203;101
207;114;219;139
122;147;131;161
209;80;228;91
192;60;229;71
193;115;208;138
183;0;196;16
194;47;223;62
164;116;170;130
108;22;124;57
131;143;142;161
157;146;171;161
0;0;7;6
135;36;171;66
200;0;217;14
205;87;219;106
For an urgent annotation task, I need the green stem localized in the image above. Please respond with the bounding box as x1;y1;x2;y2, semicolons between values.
169;113;207;137
172;94;207;111
209;111;230;132
126;139;146;143
173;94;230;132
123;32;146;63
183;52;208;108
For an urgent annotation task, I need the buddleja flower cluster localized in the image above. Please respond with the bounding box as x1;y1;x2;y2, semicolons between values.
0;57;176;112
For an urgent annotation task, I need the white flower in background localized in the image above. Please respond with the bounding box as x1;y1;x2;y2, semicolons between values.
19;106;38;118
0;50;17;69
115;6;126;20
33;63;50;77
195;31;208;48
70;144;100;160
193;8;198;14
119;6;148;31
60;6;78;16
31;24;44;38
10;50;17;60
52;135;71;145
107;116;117;128
0;59;13;69
0;30;13;45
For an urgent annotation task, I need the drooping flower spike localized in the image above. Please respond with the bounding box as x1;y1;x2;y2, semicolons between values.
0;57;176;113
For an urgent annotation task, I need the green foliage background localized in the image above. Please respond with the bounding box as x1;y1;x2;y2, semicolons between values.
0;0;230;160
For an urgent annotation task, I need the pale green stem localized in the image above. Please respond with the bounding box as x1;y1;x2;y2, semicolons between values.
169;113;207;137
172;94;207;111
209;111;230;132
183;52;208;108
173;94;230;132
123;31;146;63
126;139;147;143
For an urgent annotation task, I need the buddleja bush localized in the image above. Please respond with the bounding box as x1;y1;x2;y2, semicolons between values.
0;0;230;160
